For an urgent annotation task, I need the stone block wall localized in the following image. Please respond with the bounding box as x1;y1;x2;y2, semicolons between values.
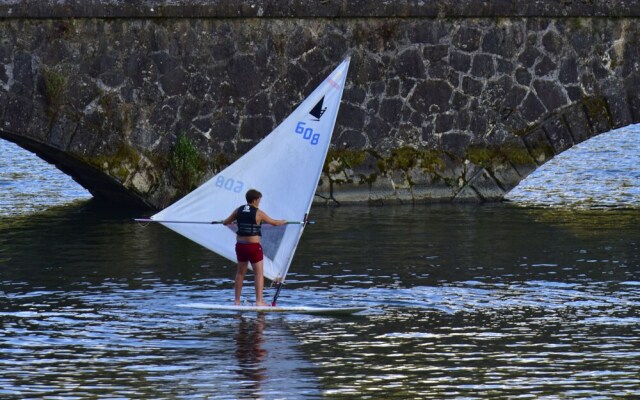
0;1;638;208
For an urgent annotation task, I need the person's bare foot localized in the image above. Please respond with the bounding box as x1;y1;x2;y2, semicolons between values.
234;300;241;306
255;301;268;307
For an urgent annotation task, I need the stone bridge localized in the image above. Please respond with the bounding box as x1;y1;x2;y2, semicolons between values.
2;0;640;209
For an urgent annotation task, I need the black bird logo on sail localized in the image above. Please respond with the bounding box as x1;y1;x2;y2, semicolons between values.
309;96;327;121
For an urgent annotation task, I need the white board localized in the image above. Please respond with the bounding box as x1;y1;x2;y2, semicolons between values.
178;302;367;316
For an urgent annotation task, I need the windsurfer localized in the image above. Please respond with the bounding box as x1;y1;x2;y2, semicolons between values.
223;189;286;306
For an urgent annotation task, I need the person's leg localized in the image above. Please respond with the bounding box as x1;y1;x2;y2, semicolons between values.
235;261;248;305
251;260;267;306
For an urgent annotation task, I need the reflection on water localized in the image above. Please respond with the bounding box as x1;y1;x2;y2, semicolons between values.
235;314;268;392
0;202;638;398
1;125;639;397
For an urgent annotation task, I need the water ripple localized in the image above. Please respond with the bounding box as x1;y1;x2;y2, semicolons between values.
1;128;640;397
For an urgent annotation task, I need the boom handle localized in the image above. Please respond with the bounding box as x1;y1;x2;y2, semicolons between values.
133;218;313;225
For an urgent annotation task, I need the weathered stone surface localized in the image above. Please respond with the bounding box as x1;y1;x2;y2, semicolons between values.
523;128;554;165
542;116;574;154
471;54;495;78
468;168;505;201
519;93;546;121
396;49;426;79
410;80;453;114
11;52;35;97
491;162;523;192
5;95;33;133
453;27;482;52
604;91;633;129
0;0;639;19
450;51;471;73
453;185;482;202
583;97;614;134
563;104;592;144
0;2;639;209
533;80;568;111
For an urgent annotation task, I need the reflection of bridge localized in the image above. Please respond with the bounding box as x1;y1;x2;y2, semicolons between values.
1;1;639;208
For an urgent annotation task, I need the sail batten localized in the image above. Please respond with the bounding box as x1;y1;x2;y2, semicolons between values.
151;58;350;282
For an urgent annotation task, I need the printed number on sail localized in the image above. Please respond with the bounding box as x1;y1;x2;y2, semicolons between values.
295;122;320;145
215;175;244;193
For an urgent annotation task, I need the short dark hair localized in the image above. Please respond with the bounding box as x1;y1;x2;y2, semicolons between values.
246;189;262;203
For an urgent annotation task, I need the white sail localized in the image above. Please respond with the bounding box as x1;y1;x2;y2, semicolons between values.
151;58;350;282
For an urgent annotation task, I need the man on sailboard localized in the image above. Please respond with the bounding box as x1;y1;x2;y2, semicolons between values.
223;189;286;306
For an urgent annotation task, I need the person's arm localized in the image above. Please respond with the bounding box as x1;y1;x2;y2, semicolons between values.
222;209;237;225
257;210;286;226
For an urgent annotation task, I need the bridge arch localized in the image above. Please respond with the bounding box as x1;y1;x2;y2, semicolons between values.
506;125;639;206
0;137;93;214
450;94;637;202
1;1;639;209
0;131;151;208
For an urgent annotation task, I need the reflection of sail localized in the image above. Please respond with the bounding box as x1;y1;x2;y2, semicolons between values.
149;58;350;283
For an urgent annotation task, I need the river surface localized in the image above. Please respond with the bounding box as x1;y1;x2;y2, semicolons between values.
1;127;639;398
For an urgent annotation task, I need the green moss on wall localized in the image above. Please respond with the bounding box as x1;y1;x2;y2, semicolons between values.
47;19;78;42
80;143;141;183
390;146;418;171
583;96;612;131
380;147;446;174
418;150;447;173
93;91;134;137
325;148;367;172
212;153;230;172
322;146;452;188
467;143;535;168
568;17;590;31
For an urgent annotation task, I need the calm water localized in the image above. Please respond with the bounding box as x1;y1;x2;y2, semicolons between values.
1;127;639;399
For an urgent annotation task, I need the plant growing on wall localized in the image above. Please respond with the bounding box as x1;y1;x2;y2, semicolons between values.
42;67;67;120
170;133;203;195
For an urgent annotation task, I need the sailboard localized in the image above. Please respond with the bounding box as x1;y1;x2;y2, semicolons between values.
142;57;364;313
179;303;367;315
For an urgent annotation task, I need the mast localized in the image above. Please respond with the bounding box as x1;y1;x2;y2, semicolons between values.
271;59;350;305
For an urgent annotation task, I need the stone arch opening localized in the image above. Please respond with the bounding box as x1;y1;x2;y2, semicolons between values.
0;131;149;209
505;125;640;207
463;90;640;204
0;137;90;215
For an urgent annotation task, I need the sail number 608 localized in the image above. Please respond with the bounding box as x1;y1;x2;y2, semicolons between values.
215;175;244;193
295;122;320;145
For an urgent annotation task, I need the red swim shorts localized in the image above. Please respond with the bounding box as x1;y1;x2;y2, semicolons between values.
235;242;263;263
